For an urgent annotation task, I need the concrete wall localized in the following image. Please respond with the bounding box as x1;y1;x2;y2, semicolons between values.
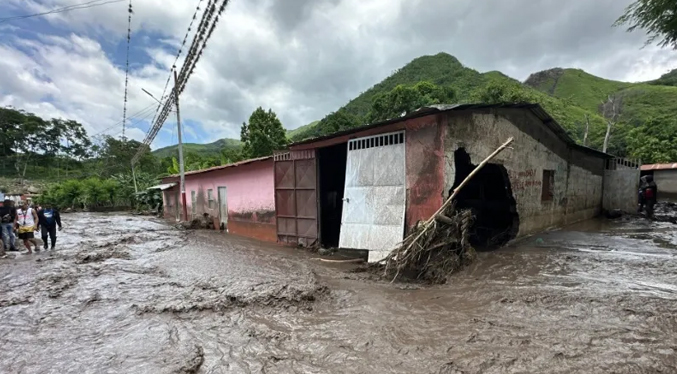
161;159;277;242
603;168;640;212
444;109;604;237
403;114;446;229
653;170;677;199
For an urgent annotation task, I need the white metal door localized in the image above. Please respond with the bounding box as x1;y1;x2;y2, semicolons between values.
339;131;406;262
218;187;228;230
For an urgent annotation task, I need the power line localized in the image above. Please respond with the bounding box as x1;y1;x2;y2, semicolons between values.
0;0;125;24
90;103;156;138
148;0;205;130
132;0;230;165
121;0;133;140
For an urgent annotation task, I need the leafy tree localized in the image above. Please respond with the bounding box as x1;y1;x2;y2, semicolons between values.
94;136;160;177
626;116;677;163
471;80;536;103
366;81;456;123
220;147;244;164
240;107;288;158
615;0;677;48
167;157;180;174
0;107;91;183
317;111;361;136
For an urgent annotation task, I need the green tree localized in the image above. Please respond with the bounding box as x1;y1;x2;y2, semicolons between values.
167;157;180;174
471;80;535;103
615;0;677;48
220;147;244;165
93;136;160;177
626;116;677;163
366;81;456;123
317;111;361;136
0;107;91;183
240;107;288;158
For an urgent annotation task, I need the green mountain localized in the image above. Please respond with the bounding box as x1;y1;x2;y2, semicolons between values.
524;67;677;155
152;138;242;158
290;53;612;150
151;124;316;159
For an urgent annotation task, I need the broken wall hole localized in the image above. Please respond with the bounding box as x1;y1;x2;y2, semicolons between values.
450;147;519;248
318;142;348;248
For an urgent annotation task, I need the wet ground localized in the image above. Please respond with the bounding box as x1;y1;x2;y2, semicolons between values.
1;212;676;374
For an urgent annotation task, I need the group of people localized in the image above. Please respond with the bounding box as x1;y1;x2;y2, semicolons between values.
0;199;62;257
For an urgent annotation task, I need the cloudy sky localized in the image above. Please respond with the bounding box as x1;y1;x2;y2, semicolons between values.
1;0;675;149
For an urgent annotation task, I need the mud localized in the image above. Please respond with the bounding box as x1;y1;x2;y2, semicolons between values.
1;213;676;373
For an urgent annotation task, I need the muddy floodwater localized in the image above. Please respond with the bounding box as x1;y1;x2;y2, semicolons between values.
1;213;676;373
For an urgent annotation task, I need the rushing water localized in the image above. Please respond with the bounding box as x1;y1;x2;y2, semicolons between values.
0;212;676;373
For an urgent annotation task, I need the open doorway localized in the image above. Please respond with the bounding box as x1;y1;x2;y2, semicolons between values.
450;147;519;248
318;142;348;248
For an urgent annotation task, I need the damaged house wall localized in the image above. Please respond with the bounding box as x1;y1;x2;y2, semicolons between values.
444;109;604;237
161;158;277;242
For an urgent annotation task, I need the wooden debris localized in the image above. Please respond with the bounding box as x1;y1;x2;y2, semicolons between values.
381;137;515;283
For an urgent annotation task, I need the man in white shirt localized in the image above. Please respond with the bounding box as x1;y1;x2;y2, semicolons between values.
14;201;39;254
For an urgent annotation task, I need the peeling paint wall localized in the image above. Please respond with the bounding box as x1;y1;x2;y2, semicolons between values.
403;114;446;229
444;109;604;237
161;159;276;242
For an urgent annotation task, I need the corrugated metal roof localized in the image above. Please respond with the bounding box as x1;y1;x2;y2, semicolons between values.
290;102;611;158
641;163;677;171
165;156;272;178
146;182;177;191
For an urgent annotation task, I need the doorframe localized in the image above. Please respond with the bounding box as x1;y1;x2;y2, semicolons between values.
217;186;228;230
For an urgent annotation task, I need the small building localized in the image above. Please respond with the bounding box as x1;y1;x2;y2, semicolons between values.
160;156;276;242
1;193;25;206
641;163;677;199
275;103;637;262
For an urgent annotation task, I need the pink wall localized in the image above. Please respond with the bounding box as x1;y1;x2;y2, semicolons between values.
162;158;276;241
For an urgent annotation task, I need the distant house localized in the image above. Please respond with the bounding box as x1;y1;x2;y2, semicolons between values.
1;193;25;206
160;156;276;242
641;163;677;199
275;103;638;262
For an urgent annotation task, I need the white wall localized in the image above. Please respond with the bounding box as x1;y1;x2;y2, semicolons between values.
653;170;677;199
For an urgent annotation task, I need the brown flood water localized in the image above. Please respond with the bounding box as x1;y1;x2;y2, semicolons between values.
1;213;676;373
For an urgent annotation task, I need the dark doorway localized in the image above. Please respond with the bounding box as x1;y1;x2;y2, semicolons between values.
450;147;519;248
318;143;348;248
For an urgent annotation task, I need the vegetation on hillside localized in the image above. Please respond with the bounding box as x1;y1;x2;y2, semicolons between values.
152;138;242;159
651;69;677;86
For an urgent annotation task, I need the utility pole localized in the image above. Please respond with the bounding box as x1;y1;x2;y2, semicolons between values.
173;70;188;221
131;163;138;194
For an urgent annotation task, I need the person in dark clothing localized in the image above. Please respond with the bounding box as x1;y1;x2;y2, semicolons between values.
638;175;658;218
0;199;18;252
37;203;62;250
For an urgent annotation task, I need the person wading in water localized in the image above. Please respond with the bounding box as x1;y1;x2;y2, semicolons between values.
37;203;62;250
14;201;39;254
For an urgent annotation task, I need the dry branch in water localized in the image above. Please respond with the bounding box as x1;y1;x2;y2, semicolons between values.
381;137;515;283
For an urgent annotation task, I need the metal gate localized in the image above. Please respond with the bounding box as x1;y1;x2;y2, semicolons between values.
339;131;406;262
603;157;641;213
274;149;318;246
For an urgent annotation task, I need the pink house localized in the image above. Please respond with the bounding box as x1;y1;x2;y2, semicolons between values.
160;156;277;242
